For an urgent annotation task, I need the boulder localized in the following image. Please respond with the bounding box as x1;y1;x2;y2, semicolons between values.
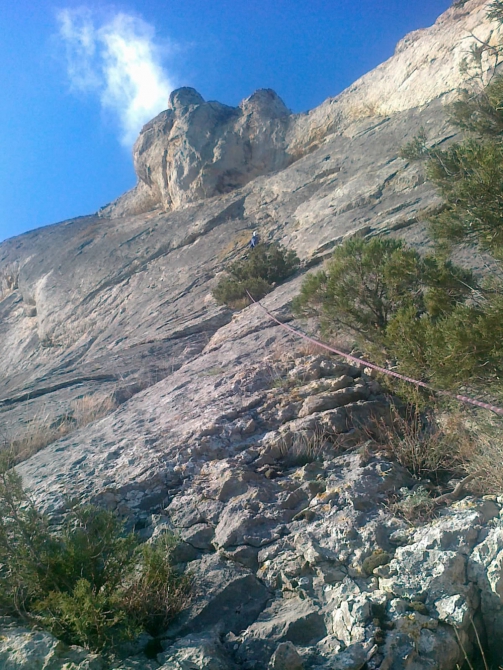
0;624;103;670
468;526;503;659
268;641;304;670
237;597;326;667
158;633;236;670
165;554;270;638
298;385;369;418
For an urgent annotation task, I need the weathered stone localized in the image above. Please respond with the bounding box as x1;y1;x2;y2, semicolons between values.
468;526;503;659
222;544;260;570
237;597;326;667
316;562;347;584
330;593;371;646
434;594;470;628
0;624;104;670
158;633;236;669
268;641;304;670
298;385;369;418
379;612;465;670
180;523;215;550
379;546;470;603
105;88;291;217
296;375;355;399
166;554;270;638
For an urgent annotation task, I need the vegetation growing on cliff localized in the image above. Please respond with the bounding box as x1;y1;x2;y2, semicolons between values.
295;4;503;398
292;235;503;394
213;242;300;308
0;455;190;652
293;6;503;530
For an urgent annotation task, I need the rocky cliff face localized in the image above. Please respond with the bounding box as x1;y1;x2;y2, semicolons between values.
102;0;502;219
101;87;292;218
1;1;503;668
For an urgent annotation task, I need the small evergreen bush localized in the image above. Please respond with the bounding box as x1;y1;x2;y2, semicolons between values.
0;455;190;652
292;236;503;394
292;237;428;339
427;138;503;258
213;242;300;308
212;275;272;306
400;72;503;259
399;127;428;161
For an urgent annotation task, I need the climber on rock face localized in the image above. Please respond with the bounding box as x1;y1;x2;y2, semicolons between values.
249;231;260;249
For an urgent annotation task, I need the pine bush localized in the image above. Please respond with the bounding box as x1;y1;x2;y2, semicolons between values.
213;242;300;307
0;454;190;652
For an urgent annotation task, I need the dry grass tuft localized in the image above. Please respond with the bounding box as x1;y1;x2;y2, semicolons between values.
7;418;73;464
374;407;472;483
4;393;118;464
71;393;118;427
279;429;328;468
226;296;251;311
390;485;437;523
294;342;332;358
371;405;503;520
463;422;503;496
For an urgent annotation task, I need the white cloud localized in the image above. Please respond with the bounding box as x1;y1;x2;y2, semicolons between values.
57;7;176;146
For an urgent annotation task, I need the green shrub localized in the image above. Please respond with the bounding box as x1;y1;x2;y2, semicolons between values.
293;236;503;394
293;237;473;340
212;275;271;307
390;9;503;396
427;138;503;258
292;237;427;340
399;127;428;161
401;71;503;259
384;301;503;389
392;486;436;522
488;0;503;23
35;579;127;651
213;242;300;307
122;535;190;637
0;455;190;652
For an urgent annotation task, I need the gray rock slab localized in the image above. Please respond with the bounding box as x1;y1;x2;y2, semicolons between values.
268;641;304;670
159;633;237;670
236;597;326;667
0;624;104;670
165;554;271;638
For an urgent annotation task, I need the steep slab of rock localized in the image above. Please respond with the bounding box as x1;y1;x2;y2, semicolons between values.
0;2;503;668
104;0;501;218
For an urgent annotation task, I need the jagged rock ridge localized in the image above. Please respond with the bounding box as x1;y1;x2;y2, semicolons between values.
1;1;503;668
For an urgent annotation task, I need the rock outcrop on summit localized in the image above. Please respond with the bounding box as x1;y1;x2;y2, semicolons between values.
102;0;502;220
1;1;503;668
102;87;292;218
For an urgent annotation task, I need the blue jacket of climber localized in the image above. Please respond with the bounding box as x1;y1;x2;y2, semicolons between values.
249;231;260;249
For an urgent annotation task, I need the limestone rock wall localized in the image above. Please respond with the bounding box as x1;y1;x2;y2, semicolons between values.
288;0;503;154
102;87;291;218
103;0;502;218
0;1;503;668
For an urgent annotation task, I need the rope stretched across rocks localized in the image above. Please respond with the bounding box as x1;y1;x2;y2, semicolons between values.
246;292;503;417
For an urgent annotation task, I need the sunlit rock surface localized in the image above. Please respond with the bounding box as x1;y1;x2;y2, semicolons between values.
1;1;503;668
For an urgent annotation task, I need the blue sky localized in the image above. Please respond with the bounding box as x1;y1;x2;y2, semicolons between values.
0;0;452;243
